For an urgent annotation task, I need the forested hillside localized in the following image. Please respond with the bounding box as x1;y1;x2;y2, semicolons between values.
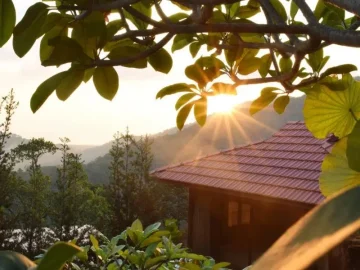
21;95;304;185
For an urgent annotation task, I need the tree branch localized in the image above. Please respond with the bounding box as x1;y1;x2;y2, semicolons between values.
94;33;173;67
293;0;318;24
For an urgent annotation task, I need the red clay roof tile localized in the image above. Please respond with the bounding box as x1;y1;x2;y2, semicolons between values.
152;121;329;205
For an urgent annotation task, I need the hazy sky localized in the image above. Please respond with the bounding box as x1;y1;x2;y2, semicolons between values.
1;1;359;145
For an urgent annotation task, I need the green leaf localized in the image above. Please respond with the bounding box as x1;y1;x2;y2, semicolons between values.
40;25;67;63
144;222;161;237
42;12;72;34
177;101;194;130
194;97;207;126
304;75;360;139
42;36;90;66
347;121;360;172
156;83;194;99
306;48;323;72
321;64;358;78
251;185;360;270
108;45;147;69
213;262;231;269
71;23;97;59
90;235;99;249
13;2;49;57
211;82;237;95
149;48;173;74
320;137;360;196
259;54;271;78
124;2;151;29
279;57;292;73
83;68;95;83
185;56;225;88
56;68;84;101
0;0;16;47
269;0;287;21
93;67;119;101
250;91;278;115
131;219;143;231
106;19;124;41
37;242;82;270
31;71;68;113
290;1;299;19
273;95;290;114
175;93;197;110
189;42;201;58
83;11;106;38
172;34;194;53
0;251;36;270
261;86;281;95
237;57;262;75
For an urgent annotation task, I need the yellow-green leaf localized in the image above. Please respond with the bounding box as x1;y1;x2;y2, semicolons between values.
269;0;287;21
177;101;194;130
250;91;278;115
37;242;82;270
56;69;84;101
175;93;197;110
40;25;67;63
149;48;173;74
31;71;68;113
157;83;194;99
237;57;262;75
320;137;360;196
93;67;119;100
0;0;16;47
347;121;360;172
108;45;147;69
13;2;49;57
304;75;360;139
194;97;207;126
279;57;292;73
90;235;99;249
273;95;290;114
290;1;299;19
131;219;143;231
251;185;360;270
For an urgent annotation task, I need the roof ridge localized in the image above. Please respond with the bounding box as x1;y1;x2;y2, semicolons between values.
160;169;320;194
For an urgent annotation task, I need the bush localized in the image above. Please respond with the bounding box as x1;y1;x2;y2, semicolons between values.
0;219;230;270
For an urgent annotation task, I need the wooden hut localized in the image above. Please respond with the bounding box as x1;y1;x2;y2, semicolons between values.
152;121;348;270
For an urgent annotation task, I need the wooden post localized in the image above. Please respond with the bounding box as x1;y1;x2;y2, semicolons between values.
191;191;211;255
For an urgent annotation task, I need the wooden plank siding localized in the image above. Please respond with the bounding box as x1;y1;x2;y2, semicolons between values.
188;187;345;270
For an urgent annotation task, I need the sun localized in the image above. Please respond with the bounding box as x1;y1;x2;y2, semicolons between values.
208;95;239;114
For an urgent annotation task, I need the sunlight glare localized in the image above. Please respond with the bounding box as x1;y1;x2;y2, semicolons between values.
208;95;239;114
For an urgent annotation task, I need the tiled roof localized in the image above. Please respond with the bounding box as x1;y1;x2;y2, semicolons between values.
152;121;331;205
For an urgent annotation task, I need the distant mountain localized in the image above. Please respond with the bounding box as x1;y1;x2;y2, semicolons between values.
12;95;305;185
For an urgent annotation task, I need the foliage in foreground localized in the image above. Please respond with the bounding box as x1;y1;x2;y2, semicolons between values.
0;219;230;270
2;0;360;269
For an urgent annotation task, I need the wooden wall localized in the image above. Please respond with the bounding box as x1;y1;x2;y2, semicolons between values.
188;186;346;270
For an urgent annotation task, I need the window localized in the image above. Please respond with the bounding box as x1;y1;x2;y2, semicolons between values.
241;204;251;224
228;201;239;227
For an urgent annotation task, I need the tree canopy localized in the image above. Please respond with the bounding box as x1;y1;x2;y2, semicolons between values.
2;0;360;269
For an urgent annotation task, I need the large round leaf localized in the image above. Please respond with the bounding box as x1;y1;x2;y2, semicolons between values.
319;137;360;197
0;251;35;270
304;75;360;139
13;2;49;57
93;66;119;100
56;68;84;101
0;0;16;47
37;242;82;270
149;48;173;74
